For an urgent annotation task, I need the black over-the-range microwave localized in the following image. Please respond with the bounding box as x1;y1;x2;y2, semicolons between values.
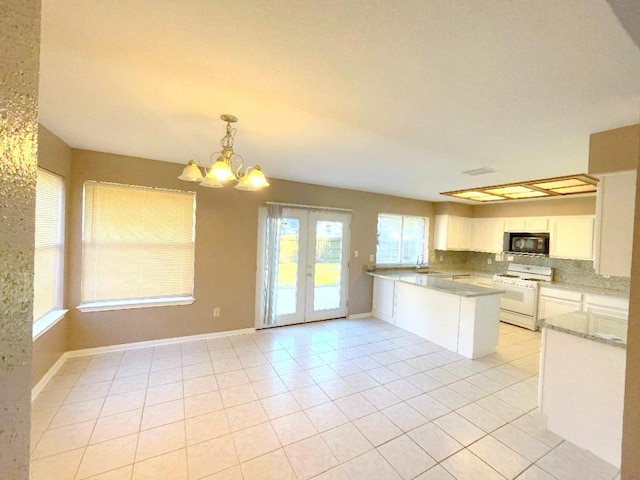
503;232;550;256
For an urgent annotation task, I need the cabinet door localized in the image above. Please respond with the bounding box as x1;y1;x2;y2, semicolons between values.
450;216;472;250
538;296;582;320
526;218;549;232
434;215;472;251
472;218;504;253
505;218;526;232
550;216;594;260
594;171;636;277
434;215;449;250
372;277;396;323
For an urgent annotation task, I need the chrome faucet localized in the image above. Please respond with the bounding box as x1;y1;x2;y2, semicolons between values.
416;255;424;268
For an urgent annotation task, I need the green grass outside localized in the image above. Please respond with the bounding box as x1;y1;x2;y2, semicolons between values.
278;263;341;287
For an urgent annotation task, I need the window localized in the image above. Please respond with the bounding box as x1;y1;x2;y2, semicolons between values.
376;214;428;265
34;168;65;322
80;181;196;310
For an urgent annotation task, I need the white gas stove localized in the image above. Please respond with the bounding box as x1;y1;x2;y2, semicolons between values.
492;263;553;330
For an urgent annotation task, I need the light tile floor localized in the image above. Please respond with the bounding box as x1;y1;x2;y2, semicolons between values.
31;319;621;480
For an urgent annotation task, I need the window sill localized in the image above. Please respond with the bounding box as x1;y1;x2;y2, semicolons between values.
77;296;195;313
33;309;68;341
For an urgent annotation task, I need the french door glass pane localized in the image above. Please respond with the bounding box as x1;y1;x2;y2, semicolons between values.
277;218;299;316
313;220;343;311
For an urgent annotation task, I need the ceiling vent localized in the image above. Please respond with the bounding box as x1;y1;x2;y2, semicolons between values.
462;167;498;176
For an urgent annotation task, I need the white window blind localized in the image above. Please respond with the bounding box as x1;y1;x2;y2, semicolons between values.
34;168;65;322
81;182;196;304
376;214;428;265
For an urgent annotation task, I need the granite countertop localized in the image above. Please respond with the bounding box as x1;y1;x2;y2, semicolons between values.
366;271;505;298
537;311;628;348
541;282;629;299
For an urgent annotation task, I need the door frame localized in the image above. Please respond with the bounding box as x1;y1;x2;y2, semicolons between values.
255;206;352;329
304;210;351;322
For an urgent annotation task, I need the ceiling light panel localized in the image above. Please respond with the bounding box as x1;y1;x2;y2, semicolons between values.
440;174;598;203
485;186;535;195
550;184;597;194
503;191;549;199
533;179;585;189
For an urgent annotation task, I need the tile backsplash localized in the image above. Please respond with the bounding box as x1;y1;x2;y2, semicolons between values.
431;250;630;292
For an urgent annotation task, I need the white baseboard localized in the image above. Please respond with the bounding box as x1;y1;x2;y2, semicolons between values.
32;353;68;401
347;312;373;319
65;327;256;358
32;326;255;400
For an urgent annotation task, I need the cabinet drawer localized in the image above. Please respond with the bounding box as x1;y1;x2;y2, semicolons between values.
583;294;629;311
539;287;582;302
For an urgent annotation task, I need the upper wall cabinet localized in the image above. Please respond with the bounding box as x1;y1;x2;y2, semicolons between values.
549;216;595;261
471;218;505;253
504;217;549;232
594;170;637;277
434;215;472;251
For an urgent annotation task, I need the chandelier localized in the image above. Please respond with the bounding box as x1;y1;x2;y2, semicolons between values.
178;114;270;191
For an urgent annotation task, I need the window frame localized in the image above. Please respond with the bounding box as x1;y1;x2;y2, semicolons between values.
375;213;429;266
33;167;68;339
78;181;197;312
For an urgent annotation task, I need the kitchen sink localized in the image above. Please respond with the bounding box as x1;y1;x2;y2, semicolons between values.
415;268;442;274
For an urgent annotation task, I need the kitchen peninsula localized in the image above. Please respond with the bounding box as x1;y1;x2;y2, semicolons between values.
369;271;504;359
538;311;627;468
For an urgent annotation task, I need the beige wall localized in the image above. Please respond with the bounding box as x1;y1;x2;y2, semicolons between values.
434;201;473;217
32;125;72;386
622;134;640;478
589;124;640;174
32;321;67;388
0;0;40;476
66;149;434;350
471;195;596;218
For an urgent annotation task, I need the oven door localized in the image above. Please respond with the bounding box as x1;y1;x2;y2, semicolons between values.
498;284;537;316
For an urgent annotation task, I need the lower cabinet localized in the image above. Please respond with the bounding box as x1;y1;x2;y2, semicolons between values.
394;282;460;352
539;286;628;320
372;277;396;323
376;279;501;359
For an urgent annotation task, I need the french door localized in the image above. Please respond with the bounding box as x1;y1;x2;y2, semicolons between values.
261;208;351;327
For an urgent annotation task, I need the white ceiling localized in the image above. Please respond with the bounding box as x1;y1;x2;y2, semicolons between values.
39;0;640;202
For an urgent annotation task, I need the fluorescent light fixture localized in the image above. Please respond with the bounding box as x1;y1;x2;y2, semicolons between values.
441;174;599;203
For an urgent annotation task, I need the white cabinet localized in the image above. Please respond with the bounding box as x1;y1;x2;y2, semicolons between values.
395;282;460;352
471;218;504;253
594;170;636;277
372;277;396;323
538;286;628;320
504;217;548;232
538;287;582;320
539;297;582;320
434;215;472;251
582;293;629;320
540;327;626;468
393;281;500;359
550;216;594;260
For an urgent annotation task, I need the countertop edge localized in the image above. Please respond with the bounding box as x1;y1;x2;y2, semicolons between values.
537;318;627;349
540;282;629;299
366;271;505;298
